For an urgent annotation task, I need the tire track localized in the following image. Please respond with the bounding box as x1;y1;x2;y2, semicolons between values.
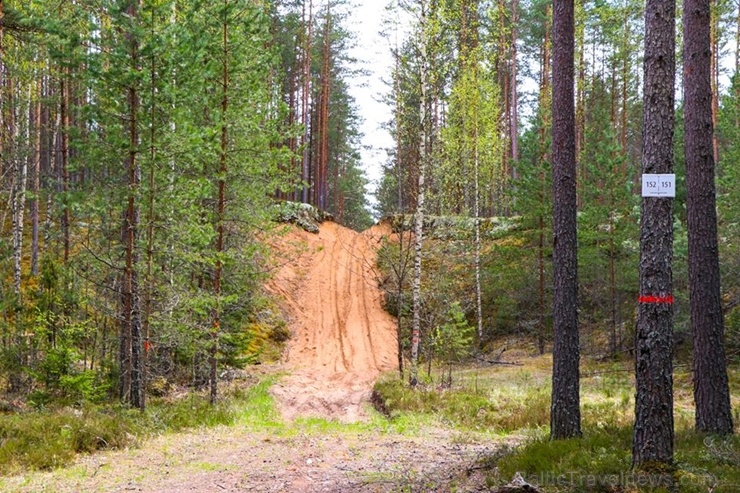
269;221;398;422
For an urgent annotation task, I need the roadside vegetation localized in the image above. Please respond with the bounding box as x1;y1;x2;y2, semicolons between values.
374;214;740;491
0;377;273;476
2;340;739;492
373;355;740;492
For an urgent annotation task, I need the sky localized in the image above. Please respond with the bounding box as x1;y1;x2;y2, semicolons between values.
345;1;399;212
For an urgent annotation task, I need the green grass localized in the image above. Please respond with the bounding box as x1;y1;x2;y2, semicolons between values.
373;359;555;434
233;376;284;430
492;428;740;492
0;383;248;476
372;358;740;492
4;356;739;492
373;377;550;433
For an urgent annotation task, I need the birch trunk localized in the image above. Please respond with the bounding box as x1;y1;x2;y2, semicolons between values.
31;80;41;276
12;86;27;296
410;0;428;386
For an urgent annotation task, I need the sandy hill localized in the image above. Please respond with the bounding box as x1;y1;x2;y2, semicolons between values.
267;220;398;422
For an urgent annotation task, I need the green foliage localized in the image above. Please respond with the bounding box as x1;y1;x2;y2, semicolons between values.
718;73;740;335
725;307;740;360
494;427;740;492
431;302;475;386
373;373;550;433
433;302;474;363
0;382;254;475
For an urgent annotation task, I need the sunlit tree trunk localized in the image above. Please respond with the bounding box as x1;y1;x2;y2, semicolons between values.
410;0;429;387
315;5;330;210
120;0;144;410
31;79;41;277
509;0;518;180
210;1;231;405
537;4;551;355
550;0;581;440
12;84;27;296
60;74;70;263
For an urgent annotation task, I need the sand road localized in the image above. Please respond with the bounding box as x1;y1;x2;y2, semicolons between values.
268;221;398;422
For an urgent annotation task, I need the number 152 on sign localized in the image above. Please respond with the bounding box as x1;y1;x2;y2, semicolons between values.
641;174;675;198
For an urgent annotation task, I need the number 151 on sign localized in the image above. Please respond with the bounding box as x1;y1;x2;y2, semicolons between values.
641;174;676;198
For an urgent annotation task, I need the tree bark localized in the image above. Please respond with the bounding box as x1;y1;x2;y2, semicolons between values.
710;5;720;166
410;0;429;387
12;84;27;296
121;0;144;410
683;0;734;435
474;119;482;340
300;0;313;204
537;4;551;356
31;80;41;276
0;0;4;183
550;0;581;440
316;6;330;210
211;2;231;405
509;0;519;179
633;0;676;467
60;74;70;263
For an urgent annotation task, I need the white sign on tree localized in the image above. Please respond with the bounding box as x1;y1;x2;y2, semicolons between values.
642;174;676;197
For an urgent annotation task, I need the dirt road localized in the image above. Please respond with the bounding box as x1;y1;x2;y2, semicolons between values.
1;421;498;492
268;221;398;422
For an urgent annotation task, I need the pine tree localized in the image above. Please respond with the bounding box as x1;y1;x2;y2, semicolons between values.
633;0;676;468
683;0;734;436
550;0;581;440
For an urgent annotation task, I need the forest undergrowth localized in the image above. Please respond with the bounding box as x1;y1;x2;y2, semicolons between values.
372;348;740;493
1;346;739;492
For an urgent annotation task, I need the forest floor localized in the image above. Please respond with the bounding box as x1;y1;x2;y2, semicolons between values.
1;220;506;492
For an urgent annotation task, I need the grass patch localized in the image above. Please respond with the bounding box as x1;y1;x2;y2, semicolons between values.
373;373;550;433
372;358;740;492
0;381;255;475
493;427;740;492
234;376;284;430
495;427;633;492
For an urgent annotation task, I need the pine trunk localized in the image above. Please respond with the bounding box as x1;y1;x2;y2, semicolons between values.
211;8;230;405
31;81;41;276
537;4;551;356
550;0;581;440
509;0;519;177
315;10;330;210
300;0;313;204
710;6;720;166
633;0;676;467
60;75;70;263
121;0;143;410
683;0;734;436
